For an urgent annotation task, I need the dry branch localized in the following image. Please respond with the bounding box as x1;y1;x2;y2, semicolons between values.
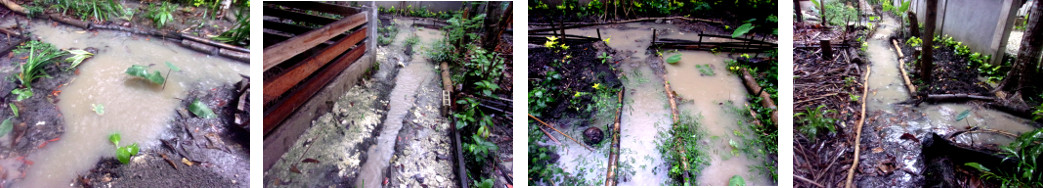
892;39;917;96
844;65;871;188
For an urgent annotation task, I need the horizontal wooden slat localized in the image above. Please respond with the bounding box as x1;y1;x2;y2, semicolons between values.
263;42;367;135
263;20;318;35
263;6;338;26
264;13;367;71
265;1;360;17
263;27;367;106
263;32;291;48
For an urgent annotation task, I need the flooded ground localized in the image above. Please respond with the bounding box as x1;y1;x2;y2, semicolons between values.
539;22;772;185
855;14;1039;187
3;20;247;187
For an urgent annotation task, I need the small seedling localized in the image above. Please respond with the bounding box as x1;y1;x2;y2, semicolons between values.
91;103;104;115
597;52;612;64
11;88;32;101
108;133;139;164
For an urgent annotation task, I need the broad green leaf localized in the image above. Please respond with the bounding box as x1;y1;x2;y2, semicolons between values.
0;117;12;137
955;109;971;121
189;99;217;119
116;146;132;164
64;49;93;70
729;175;746;186
164;62;180;72
125;65;165;84
666;54;682;64
732;23;755;38
92;103;105;115
109;133;121;146
11;88;32;101
128;143;139;156
10;104;17;118
964;162;990;172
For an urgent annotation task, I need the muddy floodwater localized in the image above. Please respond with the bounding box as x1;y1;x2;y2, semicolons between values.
542;22;772;185
12;20;247;187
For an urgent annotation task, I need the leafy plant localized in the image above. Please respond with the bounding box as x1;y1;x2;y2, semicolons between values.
695;64;715;76
64;49;93;70
597;52;612;64
213;8;250;47
11;88;32;101
125;65;166;84
189;99;217;119
37;0;127;22
732;23;755;38
965;128;1043;187
464;134;498;164
0;117;12;137
659;114;710;185
794;105;838;142
10;104;18;118
145;2;176;29
474;178;494;188
12;40;66;89
403;35;420;49
906;36;922;47
108;133;139;164
729;175;746;186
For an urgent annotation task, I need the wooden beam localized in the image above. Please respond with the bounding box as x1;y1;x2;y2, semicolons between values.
263;20;319;36
263;6;339;27
264;27;367;106
265;1;359;17
263;42;367;136
264;13;366;71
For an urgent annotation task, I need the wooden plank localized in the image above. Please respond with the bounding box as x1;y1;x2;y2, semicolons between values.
264;27;367;106
263;6;338;26
263;20;318;35
266;1;359;17
263;32;292;48
264;13;366;71
263;42;367;136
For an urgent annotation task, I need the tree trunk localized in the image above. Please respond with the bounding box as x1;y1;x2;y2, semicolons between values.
920;0;938;85
820;0;827;26
908;12;920;38
1000;0;1043;95
482;2;498;50
796;0;803;22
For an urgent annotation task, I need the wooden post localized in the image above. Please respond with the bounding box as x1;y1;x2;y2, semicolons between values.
908;12;920;38
921;0;938;85
821;39;833;60
795;0;803;22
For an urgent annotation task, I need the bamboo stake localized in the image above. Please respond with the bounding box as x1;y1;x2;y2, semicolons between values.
536;124;562;145
528;114;593;151
845;65;871;188
605;89;624;186
892;39;917;96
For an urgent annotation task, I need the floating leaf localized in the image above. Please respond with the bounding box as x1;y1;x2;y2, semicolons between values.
729;175;746;186
666;54;682;64
109;133;121;146
91;103;105;115
732;23;755;38
125;65;165;84
0;117;11;137
189;99;217;119
164;62;180;72
955;109;971;121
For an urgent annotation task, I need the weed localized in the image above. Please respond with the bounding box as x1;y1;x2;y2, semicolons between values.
659;114;709;186
403;35;420;50
794;105;838;142
146;2;177;29
906;36;922;47
108;133;139;164
377;21;398;46
37;0;128;22
964;128;1043;187
213;8;250;47
11;40;66;100
597;52;612;64
64;49;93;70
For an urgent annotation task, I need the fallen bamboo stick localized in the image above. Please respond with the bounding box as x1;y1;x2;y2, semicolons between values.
536;125;562;145
892;39;917;96
655;49;692;184
845;65;871;188
605;88;624;186
528;114;594;151
740;68;779;126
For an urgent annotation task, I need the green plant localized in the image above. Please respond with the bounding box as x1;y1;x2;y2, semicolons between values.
11;88;32;101
125;65;166;84
37;0;127;22
377;21;398;46
729;175;746;186
659;114;710;185
189;99;217;119
146;2;176;29
821;0;858;26
464;134;498;164
12;40;66;89
64;49;93;70
0;117;11;137
1033;103;1043;121
965;128;1043;187
10;104;18;118
732;23;755;38
849;94;860;102
474;178;494;188
695;64;715;76
474;80;500;96
666;53;682;64
213;8;250;47
597;52;612;64
906;36;922;47
403;35;420;49
794;105;838;142
108;133;139;164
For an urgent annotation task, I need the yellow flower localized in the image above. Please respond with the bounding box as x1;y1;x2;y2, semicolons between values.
544;40;557;48
547;36;559;42
603;38;611;45
593;83;601;90
561;44;570;50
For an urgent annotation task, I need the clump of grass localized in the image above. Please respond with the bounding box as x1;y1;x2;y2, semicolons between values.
35;0;128;22
658;114;710;186
403;35;420;50
965;128;1043;187
213;8;250;47
11;40;67;101
377;20;398;46
794;105;838;142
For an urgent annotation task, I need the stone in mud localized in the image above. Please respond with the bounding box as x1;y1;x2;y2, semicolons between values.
583;127;603;146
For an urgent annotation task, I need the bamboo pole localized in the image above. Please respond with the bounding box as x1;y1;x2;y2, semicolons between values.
892;39;917;96
845;65;871;188
654;48;692;184
528;114;594;151
605;88;624;185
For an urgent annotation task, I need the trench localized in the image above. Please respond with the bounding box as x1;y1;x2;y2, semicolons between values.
544;22;772;185
356;18;444;188
6;20;247;187
857;14;1038;186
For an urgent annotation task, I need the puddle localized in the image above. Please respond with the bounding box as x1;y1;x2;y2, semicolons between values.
17;21;247;187
357;19;442;188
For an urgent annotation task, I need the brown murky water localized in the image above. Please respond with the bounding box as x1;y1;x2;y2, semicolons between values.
548;22;771;185
357;19;442;188
16;21;247;187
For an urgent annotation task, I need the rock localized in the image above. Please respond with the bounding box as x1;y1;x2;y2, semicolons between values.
583;126;604;146
435;175;444;183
